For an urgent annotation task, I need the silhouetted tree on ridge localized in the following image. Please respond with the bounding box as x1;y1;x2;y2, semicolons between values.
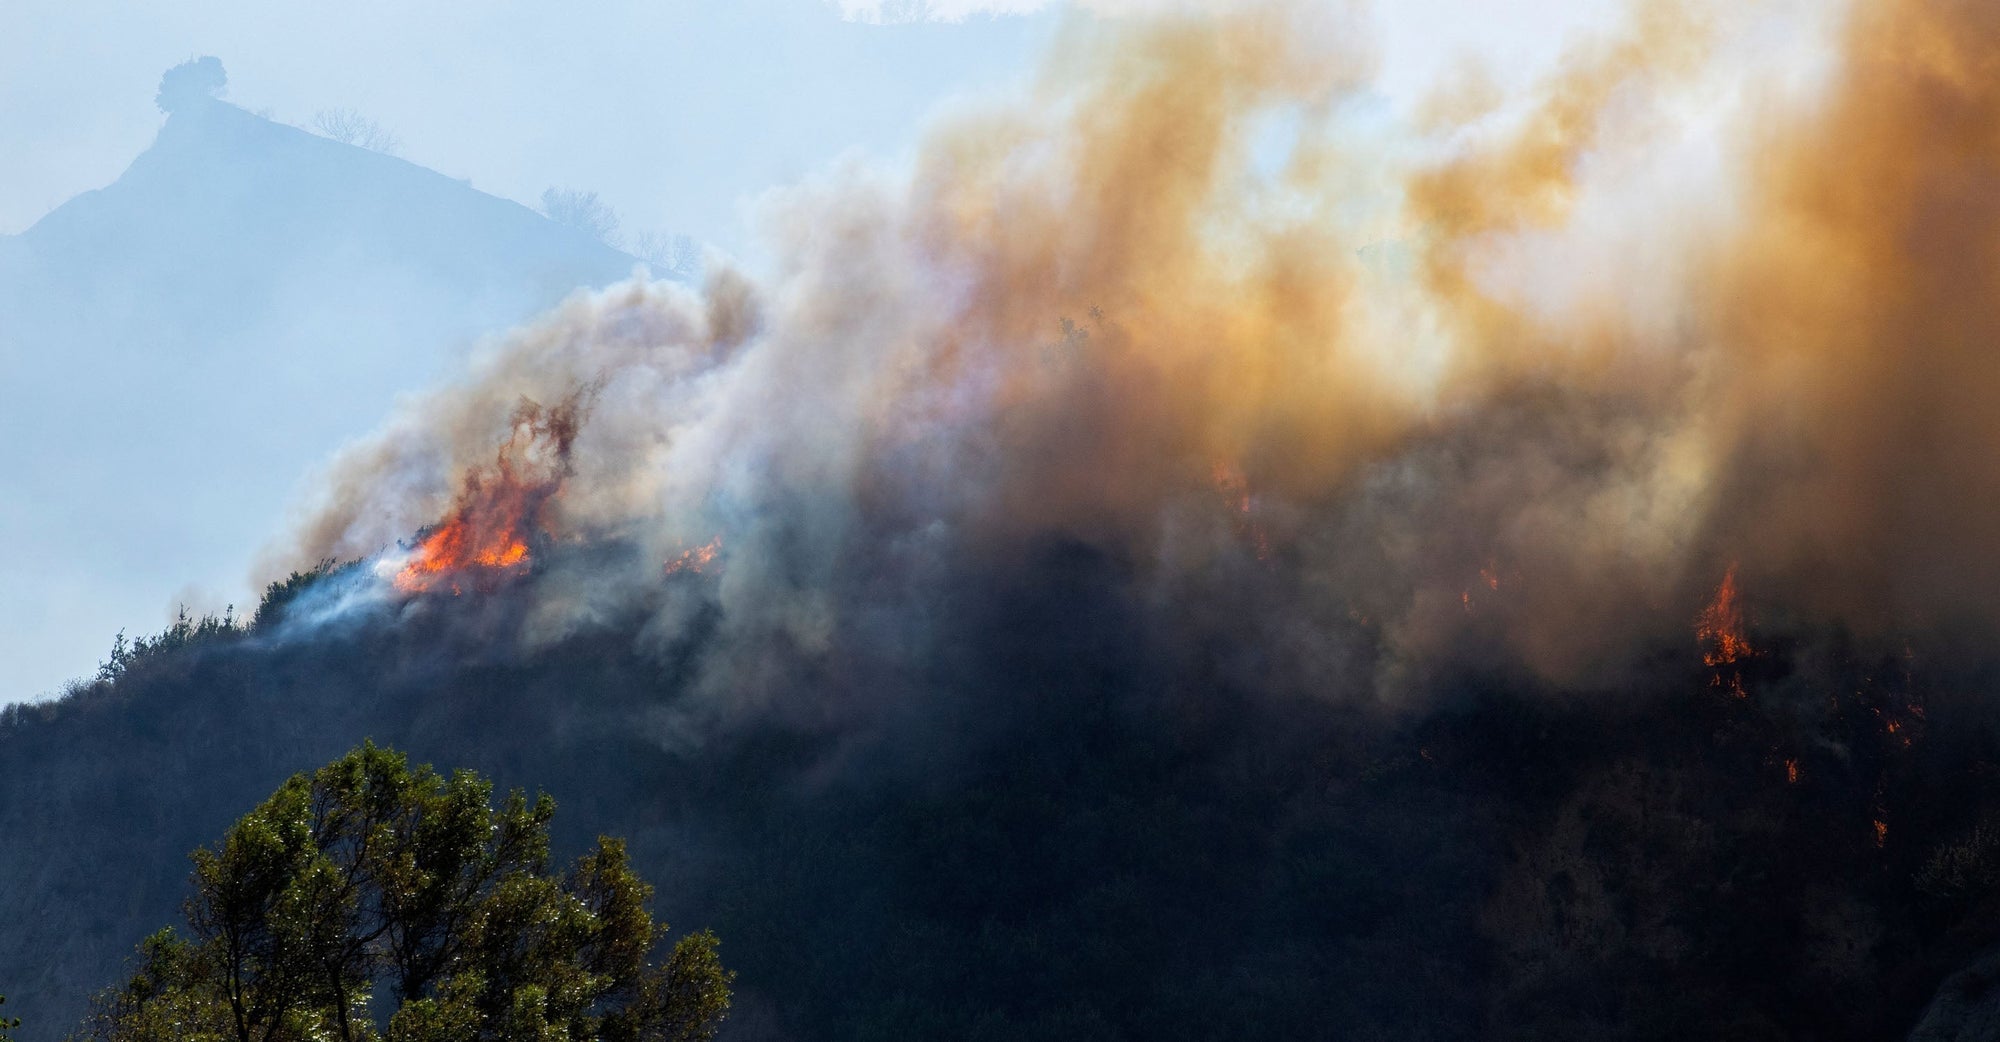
156;57;226;113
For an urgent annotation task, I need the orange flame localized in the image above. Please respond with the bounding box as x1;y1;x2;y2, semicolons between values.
1696;565;1752;666
664;536;723;576
1696;564;1754;696
393;397;580;596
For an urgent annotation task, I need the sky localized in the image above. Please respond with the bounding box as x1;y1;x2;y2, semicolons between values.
1;0;1627;245
0;0;1630;702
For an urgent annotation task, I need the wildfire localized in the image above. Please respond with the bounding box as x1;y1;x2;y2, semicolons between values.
394;517;533;595
664;536;723;576
392;397;581;596
1785;758;1800;785
1696;564;1754;697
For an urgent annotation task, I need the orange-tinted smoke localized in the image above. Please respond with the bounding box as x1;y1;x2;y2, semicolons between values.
273;0;2000;703
1699;0;2000;633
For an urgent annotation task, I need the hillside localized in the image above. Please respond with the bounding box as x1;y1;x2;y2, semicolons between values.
0;89;638;702
2;548;1997;1041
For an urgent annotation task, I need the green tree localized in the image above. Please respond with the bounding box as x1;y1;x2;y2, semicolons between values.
79;744;729;1042
1;994;21;1041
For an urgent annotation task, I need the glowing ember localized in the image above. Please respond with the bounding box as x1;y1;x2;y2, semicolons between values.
1872;707;1916;750
1873;819;1889;848
393;397;581;596
1784;758;1800;785
664;536;723;576
1696;564;1754;697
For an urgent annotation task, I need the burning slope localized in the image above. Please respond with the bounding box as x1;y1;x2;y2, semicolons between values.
390;396;581;595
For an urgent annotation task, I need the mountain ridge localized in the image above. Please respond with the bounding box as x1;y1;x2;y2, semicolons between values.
0;90;645;703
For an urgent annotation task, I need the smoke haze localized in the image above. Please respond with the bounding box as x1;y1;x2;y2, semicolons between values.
271;0;1989;719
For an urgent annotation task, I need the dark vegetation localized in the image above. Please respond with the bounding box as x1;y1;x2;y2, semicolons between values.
7;545;2000;1039
79;744;728;1042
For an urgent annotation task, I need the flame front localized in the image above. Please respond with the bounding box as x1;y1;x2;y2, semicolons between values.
391;397;580;596
393;513;533;595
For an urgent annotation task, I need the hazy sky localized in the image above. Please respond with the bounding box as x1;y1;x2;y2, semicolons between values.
2;0;1625;245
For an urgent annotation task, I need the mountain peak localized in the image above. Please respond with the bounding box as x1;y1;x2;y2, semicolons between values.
155;55;228;113
0;87;643;709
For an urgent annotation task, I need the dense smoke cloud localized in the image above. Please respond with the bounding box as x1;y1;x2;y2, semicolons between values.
272;0;1995;722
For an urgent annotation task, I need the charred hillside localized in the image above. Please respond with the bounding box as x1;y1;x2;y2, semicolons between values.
7;545;2000;1041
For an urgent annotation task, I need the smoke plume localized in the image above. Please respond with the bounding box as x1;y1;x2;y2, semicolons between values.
274;0;2000;722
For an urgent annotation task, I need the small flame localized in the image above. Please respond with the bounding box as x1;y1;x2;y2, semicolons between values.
1696;564;1752;666
1872;708;1915;750
1873;819;1889;848
665;536;723;576
1696;564;1754;697
1784;758;1800;785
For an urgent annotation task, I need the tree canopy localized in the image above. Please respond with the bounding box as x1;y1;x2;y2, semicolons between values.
78;744;729;1042
538;189;620;247
155;58;226;113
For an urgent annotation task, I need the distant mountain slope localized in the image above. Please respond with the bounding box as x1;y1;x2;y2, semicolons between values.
0;92;640;702
7;96;632;322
